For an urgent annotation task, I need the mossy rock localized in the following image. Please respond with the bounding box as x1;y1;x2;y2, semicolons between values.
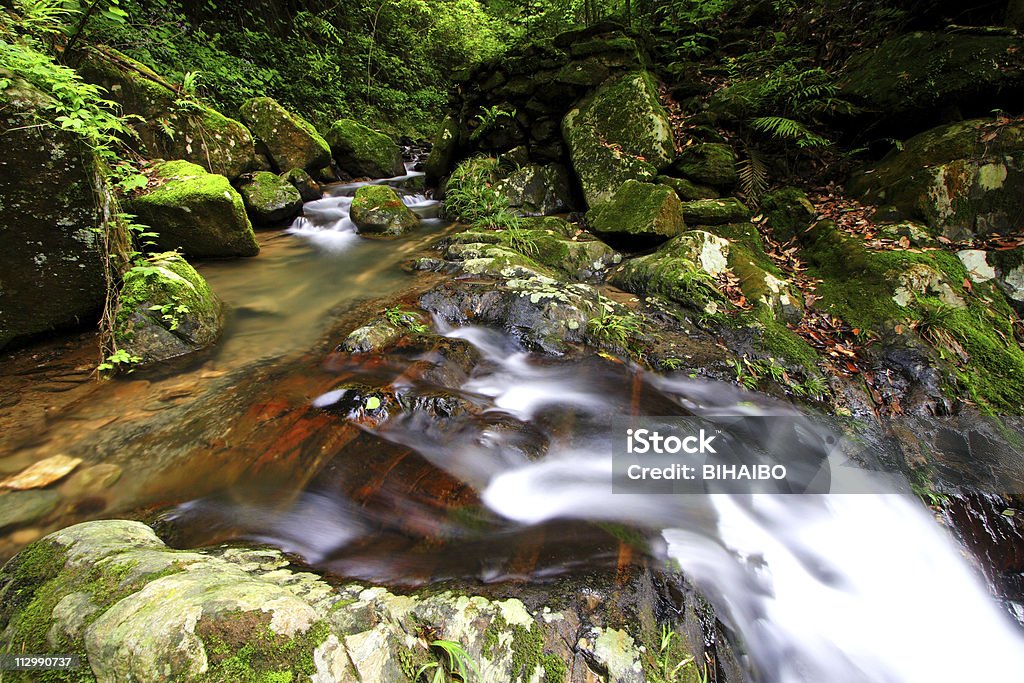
238;96;331;173
326;119;405;179
0;73;105;349
656;175;720;201
237;171;303;226
114;252;223;366
282;168;323;202
761;187;816;242
562;71;675;207
585;180;685;241
76;45;259;180
680;198;751;226
350;185;419;237
673;143;738;189
494;163;575;216
848;118;1024;240
424;115;461;184
125;160;258;259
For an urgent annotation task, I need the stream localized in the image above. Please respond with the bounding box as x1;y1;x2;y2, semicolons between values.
3;169;1024;681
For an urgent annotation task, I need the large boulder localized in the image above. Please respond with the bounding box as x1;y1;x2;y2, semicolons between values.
562;71;676;207
494;163;574;216
424;115;461;184
113;253;223;367
672;143;738;189
680;198;751;226
585;180;685;240
281;167;323;202
612;231;730;312
326;119;404;179
124;160;258;258
350;185;420;236
237;171;304;226
75;46;259;180
0;75;106;349
848;118;1024;240
238;97;331;173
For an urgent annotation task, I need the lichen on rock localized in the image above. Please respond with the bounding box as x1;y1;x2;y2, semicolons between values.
239;96;331;173
237;171;304;226
326;119;405;179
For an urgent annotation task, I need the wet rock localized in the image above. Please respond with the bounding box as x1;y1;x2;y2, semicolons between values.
494;163;574;216
0;74;105;349
680;198;751;226
350;185;420;237
0;490;60;530
326;119;404;179
114;252;223;367
2;455;81;491
125;160;259;258
76;45;259;180
562;71;676;207
239;97;331;173
282;168;324;202
586;180;686;241
656;175;720;201
761;187;816;242
424;115;461;184
237;171;303;226
672;143;738;189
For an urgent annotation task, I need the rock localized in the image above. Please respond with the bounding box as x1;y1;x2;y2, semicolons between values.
238;97;331;173
494;163;574;216
761;187;816;242
424;115;461;184
990;247;1024;311
848;118;1024;240
958;250;997;283
238;171;304;226
3;455;81;491
0;74;105;349
76;45;259;180
673;143;738;188
877;221;937;247
114;253;223;366
282;168;324;202
326;119;405;178
0;490;60;530
612;231;729;312
680;198;751;226
841;32;1024;123
585;180;686;241
350;185;420;236
562;71;675;207
125;160;258;258
656;175;720;201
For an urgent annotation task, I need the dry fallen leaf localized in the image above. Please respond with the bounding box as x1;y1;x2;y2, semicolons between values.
3;454;82;490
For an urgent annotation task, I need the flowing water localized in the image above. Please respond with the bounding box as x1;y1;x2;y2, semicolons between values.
4;169;1024;681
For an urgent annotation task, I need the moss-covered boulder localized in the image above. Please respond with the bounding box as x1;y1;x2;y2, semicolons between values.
585;180;685;240
680;198;751;226
494;163;575;216
424;115;461;184
612;231;729;312
656;175;720;201
76;46;259;180
990;247;1024;311
848;118;1024;240
238;97;331;173
237;171;303;226
761;187;817;242
326;119;405;179
113;253;223;366
0;74;106;349
841;32;1024;122
350;185;420;236
282;167;323;202
673;143;738;189
124;161;258;259
562;71;676;207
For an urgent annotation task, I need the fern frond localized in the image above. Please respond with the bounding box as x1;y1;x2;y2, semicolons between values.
750;116;831;148
738;145;769;205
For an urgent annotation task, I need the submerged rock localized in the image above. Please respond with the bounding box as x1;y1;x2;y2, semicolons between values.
239;96;331;173
237;171;303;226
586;180;686;241
0;74;106;349
125;160;258;258
114;253;223;366
350;185;419;237
282;168;324;202
326;119;405;179
562;71;675;207
494;163;574;216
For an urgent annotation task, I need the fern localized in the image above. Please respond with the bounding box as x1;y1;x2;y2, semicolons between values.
751;116;830;148
738;145;769;205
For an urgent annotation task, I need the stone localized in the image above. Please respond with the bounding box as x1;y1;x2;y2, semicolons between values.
238;96;331;173
494;163;574;216
3;455;82;490
424;115;461;184
0;490;60;530
761;187;817;242
656;175;720;201
349;185;419;237
282;168;324;202
125;160;258;258
238;171;304;226
562;71;676;207
673;143;738;188
958;250;996;283
680;198;751;226
612;231;730;312
326;119;405;178
114;252;223;366
585;180;685;240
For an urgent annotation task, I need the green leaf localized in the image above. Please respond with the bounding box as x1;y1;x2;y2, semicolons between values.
365;396;381;410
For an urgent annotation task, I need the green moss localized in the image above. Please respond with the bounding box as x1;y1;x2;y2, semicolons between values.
541;653;568;682
326;119;403;178
350;185;419;236
586;180;685;238
656;175;719;201
673;143;738;188
680;198;751;226
199;613;331;683
239;97;331;172
761;187;816;242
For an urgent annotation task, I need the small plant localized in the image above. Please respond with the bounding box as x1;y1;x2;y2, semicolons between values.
416;639;479;683
732;358;759;390
382;306;430;334
655;624;709;683
587;296;647;356
501;223;539;257
97;347;140;374
469;104;516;143
149;302;190;331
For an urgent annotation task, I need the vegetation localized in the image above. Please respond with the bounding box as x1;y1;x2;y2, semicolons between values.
416;639;479;683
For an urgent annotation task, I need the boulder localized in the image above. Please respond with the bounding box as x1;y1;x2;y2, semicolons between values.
612;231;729;312
238;97;331;173
326;119;404;178
673;143;738;188
848;118;1024;240
237;171;303;226
0;75;106;349
989;247;1024;311
656;175;720;201
124;160;258;258
585;180;685;240
761;187;817;242
350;185;420;236
494;163;574;216
424;115;461;184
76;45;259;180
680;198;751;226
562;71;676;207
282;168;324;202
114;253;223;366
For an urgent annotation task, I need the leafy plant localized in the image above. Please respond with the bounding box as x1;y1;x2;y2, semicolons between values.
654;624;709;683
470;104;516;143
443;156;523;230
737;143;769;204
97;347;140;373
382;306;430;334
587;296;647;356
416;640;479;683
